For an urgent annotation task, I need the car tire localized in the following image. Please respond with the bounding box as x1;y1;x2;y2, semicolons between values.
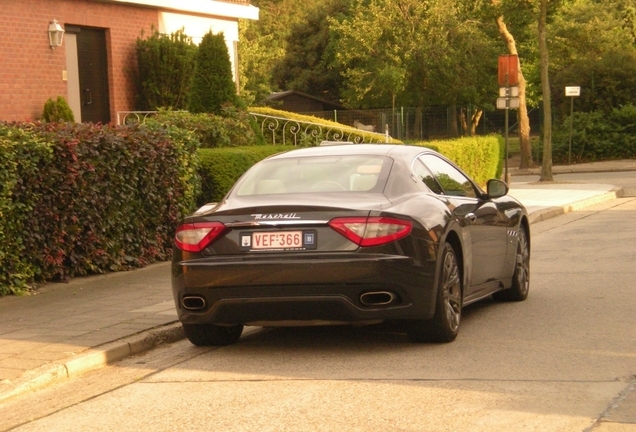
408;242;462;343
183;323;244;346
493;224;530;302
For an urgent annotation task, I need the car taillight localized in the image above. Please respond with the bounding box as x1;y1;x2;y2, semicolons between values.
175;222;226;252
328;217;412;247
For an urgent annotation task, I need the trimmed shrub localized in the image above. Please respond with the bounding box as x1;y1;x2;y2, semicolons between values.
198;146;294;204
221;105;267;147
0;124;53;295
149;108;264;148
42;96;75;123
0;121;199;295
136;28;197;110
416;135;503;185
189;31;237;114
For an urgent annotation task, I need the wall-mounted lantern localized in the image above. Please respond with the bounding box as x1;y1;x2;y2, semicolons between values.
48;19;65;49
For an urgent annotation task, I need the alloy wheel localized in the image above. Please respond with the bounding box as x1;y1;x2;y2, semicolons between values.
442;247;462;333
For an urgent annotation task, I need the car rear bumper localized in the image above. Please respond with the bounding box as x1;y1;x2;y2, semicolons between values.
171;252;438;325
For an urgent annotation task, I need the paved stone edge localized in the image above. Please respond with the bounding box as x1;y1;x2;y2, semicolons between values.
0;321;184;404
513;165;636;176
528;187;624;224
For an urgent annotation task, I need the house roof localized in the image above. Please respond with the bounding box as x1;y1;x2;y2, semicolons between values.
95;0;259;20
265;90;346;110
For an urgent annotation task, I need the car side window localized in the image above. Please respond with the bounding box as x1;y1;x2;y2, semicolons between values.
413;159;444;194
418;155;478;198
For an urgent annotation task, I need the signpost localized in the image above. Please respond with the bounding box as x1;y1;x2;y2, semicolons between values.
565;86;580;164
496;96;520;109
498;55;519;87
497;55;520;184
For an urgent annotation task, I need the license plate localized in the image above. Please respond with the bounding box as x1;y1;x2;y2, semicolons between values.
240;230;316;251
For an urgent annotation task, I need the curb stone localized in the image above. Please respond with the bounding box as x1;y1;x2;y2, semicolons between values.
527;187;624;224
0;322;184;403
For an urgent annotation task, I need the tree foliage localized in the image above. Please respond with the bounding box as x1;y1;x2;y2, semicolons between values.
548;0;636;119
548;0;635;73
329;0;499;111
243;0;636;110
240;0;636;162
551;49;636;118
272;0;351;103
238;0;315;105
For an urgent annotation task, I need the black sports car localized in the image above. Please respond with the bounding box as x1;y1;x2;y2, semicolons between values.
171;143;530;346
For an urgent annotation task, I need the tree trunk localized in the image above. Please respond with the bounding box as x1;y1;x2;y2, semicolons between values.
449;104;459;137
460;108;468;136
539;0;553;181
493;12;533;169
415;106;424;140
471;109;483;136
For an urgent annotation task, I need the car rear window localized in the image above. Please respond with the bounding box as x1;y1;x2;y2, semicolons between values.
233;155;392;196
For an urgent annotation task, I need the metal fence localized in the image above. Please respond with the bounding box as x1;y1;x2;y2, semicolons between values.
303;106;542;141
248;113;390;146
117;106;542;144
116;111;159;126
116;110;391;146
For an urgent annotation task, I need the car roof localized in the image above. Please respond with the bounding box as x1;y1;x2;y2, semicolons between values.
267;144;438;160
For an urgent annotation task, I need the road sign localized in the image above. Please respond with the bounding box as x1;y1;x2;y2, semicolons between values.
499;86;519;97
565;86;580;164
497;97;519;110
498;55;519;86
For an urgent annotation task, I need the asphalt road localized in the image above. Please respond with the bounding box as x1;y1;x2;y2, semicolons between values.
1;198;635;432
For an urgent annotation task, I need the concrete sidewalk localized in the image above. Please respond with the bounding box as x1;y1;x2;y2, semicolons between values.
0;170;628;403
511;158;636;176
0;262;181;402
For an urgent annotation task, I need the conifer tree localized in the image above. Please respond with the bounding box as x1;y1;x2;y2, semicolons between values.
136;29;196;110
189;31;237;114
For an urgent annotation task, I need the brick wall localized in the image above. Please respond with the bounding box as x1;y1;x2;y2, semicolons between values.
1;0;157;122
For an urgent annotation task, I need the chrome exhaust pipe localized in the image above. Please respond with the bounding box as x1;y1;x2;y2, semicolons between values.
359;291;397;306
182;296;207;311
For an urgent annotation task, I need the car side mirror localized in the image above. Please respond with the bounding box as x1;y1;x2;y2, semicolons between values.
487;179;508;198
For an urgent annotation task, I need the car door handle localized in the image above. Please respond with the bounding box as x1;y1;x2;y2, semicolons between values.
465;213;477;222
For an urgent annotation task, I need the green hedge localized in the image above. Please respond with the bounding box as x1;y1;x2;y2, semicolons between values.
416;135;503;185
196;135;503;204
550;105;636;163
0;121;199;296
198;145;294;204
0;126;52;294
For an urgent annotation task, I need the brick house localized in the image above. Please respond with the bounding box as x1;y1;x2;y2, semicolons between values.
1;0;258;123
